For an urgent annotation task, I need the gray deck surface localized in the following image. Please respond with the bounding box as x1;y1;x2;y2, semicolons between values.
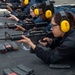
0;1;75;74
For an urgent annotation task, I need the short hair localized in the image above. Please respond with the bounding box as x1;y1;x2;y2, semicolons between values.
30;3;40;11
38;1;54;14
52;11;75;27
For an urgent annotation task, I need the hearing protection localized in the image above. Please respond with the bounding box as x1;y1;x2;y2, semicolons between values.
23;0;29;5
59;11;70;32
32;4;39;16
44;1;53;19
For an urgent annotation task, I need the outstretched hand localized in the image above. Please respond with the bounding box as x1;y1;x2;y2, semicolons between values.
17;35;36;49
14;25;26;32
39;37;52;46
8;14;19;21
17;35;31;44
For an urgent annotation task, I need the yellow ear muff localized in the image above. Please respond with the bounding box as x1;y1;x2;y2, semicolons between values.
45;10;52;19
24;0;29;5
34;8;39;16
60;20;70;32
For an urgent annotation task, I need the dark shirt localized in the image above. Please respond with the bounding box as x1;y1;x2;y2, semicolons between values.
31;28;75;64
35;0;47;3
6;0;20;3
11;0;35;16
10;0;20;3
23;0;35;14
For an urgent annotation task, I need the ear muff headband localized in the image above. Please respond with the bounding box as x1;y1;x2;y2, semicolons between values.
24;0;29;5
32;4;39;16
59;11;70;32
45;1;52;19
